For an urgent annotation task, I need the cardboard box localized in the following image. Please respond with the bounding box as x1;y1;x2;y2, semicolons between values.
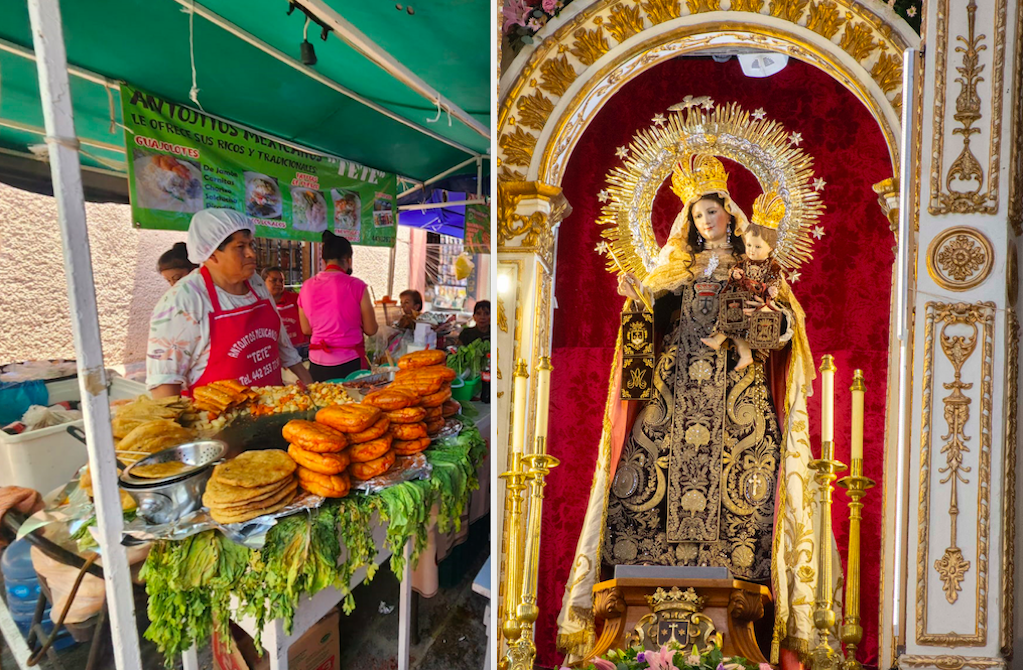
213;608;340;670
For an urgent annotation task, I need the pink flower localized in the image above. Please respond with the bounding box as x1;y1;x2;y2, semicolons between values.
644;646;679;670
542;0;558;12
526;16;547;31
502;0;531;31
759;664;773;670
593;660;616;670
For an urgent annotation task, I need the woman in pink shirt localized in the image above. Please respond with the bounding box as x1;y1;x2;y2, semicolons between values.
298;231;379;382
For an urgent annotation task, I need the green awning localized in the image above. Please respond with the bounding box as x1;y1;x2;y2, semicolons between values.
0;0;489;185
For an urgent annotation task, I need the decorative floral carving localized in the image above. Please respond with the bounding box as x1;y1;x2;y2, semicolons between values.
607;4;645;43
727;590;765;622
927;227;994;291
806;1;846;40
730;0;765;10
936;234;987;281
935;547;972;604
570;26;610;66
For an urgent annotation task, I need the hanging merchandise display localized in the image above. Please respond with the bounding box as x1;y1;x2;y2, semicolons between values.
463;203;490;254
119;84;397;247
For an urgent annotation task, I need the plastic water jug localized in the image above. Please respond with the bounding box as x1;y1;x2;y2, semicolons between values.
2;536;75;649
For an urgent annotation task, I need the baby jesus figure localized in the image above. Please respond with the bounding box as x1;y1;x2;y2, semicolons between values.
701;223;785;370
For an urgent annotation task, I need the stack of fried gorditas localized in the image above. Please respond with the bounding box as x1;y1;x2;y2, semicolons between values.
191;380;257;417
282;419;353;497
203;450;298;524
314;404;394;482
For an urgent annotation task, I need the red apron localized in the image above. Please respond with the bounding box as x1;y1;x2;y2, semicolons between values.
189;266;285;391
275;293;307;345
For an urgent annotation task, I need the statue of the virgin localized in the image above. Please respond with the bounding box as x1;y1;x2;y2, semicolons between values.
556;106;836;668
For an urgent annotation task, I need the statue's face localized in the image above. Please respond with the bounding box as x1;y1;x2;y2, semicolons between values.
744;233;772;261
691;198;730;243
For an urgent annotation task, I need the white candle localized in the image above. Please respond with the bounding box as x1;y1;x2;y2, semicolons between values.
534;357;553;449
851;369;865;463
821;355;836;444
512;359;529;457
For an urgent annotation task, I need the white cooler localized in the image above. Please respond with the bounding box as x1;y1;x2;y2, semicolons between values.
0;377;146;494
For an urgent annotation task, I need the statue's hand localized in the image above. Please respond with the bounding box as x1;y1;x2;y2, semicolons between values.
743;295;774;316
617;272;644;302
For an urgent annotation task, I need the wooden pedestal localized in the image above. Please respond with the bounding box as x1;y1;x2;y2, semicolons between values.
586;578;771;664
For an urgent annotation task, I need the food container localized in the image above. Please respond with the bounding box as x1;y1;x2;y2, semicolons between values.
119;440;227;524
451;376;479;403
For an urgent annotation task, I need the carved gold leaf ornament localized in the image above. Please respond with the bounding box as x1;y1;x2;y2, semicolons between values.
805;0;846;40
926;227;994;291
538;55;577;97
838;21;879;61
685;0;722;14
517;91;555;131
500;127;538;167
870;53;903;95
641;0;682;24
769;0;809;23
570;26;610;66
607;3;646;43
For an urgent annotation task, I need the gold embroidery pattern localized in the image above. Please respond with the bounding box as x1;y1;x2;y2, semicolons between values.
917;302;995;645
604;278;780;582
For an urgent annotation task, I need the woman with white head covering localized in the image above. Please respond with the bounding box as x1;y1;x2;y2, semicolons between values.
146;208;313;397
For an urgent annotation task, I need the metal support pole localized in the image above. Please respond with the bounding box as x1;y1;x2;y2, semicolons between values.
398;542;413;670
26;1;143;668
399;156;481;198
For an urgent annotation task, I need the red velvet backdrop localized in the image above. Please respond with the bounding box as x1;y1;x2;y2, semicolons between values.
535;56;894;669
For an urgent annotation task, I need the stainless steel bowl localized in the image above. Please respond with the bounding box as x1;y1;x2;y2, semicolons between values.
120;440;227;524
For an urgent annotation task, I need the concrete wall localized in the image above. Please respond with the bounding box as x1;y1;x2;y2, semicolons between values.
0;182;411;367
0;182;184;367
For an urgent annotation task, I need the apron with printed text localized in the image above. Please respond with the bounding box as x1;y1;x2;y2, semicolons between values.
190;266;285;390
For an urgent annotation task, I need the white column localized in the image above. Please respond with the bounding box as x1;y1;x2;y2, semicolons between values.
900;0;1021;667
25;1;143;668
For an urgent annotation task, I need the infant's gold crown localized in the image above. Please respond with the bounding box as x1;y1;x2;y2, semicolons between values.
646;586;706;614
671;154;730;204
751;189;786;230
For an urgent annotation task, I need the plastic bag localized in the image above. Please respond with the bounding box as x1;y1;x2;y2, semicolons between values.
0;380;48;425
22;404;82;431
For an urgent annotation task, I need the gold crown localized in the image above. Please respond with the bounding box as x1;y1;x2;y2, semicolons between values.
670;154;730;205
646;586;706;615
751;189;786;230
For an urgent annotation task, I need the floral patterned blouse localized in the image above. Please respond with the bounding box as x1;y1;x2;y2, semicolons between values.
146;270;301;390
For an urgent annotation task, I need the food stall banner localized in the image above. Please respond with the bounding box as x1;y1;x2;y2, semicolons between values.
119;84;397;246
463;203;490;254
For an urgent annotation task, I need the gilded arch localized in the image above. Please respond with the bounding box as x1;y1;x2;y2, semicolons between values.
497;0;920;185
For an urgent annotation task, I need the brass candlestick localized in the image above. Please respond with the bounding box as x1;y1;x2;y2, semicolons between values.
837;459;876;670
500;456;528;645
507;441;561;670
810;440;846;670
